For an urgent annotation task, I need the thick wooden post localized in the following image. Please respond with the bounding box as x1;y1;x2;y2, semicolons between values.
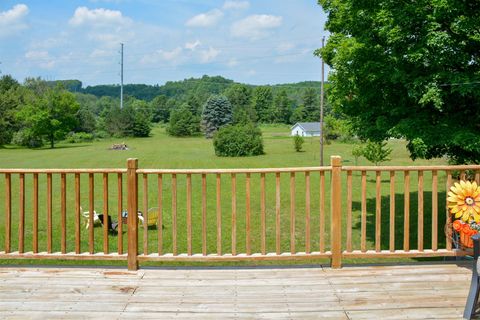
127;159;139;271
331;156;342;269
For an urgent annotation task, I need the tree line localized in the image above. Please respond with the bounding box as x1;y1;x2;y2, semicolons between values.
0;74;351;149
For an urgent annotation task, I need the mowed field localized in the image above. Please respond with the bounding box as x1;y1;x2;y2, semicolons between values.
0;125;450;266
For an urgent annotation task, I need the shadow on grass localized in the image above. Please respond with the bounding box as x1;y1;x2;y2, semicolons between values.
352;190;449;255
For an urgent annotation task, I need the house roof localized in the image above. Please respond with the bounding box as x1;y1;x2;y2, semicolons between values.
291;122;321;132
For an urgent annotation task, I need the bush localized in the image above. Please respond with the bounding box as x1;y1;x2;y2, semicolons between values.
65;132;94;143
11;129;44;148
293;134;304;152
362;140;392;165
213;124;264;157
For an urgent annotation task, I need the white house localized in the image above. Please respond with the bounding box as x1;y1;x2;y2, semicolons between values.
291;122;321;137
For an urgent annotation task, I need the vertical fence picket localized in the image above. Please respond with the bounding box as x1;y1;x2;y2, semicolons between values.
33;173;39;254
60;173;66;254
404;171;410;252
375;171;381;252
231;173;237;256
47;173;52;254
187;174;192;256
346;171;352;252
389;171;395;252
202;174;207;256
418;171;424;252
5;173;11;253
319;171;325;253
103;173;109;254
432;170;438;251
157;174;163;255
275;172;281;255
290;172;296;254
305;172;310;254
75;173;81;254
18;174;25;254
260;173;266;255
172;173;177;256
246;173;251;255
361;171;367;252
216;174;222;255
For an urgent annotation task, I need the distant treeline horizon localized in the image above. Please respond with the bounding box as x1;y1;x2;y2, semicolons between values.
42;75;326;102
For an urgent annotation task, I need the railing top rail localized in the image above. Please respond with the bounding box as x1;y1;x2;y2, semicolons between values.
137;167;332;174
0;169;127;174
342;165;480;172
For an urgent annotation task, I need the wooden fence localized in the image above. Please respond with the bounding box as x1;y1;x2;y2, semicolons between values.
1;156;479;270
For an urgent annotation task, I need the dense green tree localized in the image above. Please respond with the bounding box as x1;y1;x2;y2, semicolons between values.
185;94;202;116
290;106;305;124
273;89;292;124
16;85;79;148
317;0;480;163
224;84;256;124
201;95;233;138
150;95;171;123
301;88;319;121
0;75;22;145
167;104;201;137
103;99;152;138
252;86;274;123
75;107;96;133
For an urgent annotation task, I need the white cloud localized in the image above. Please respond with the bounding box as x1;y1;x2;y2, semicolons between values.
141;47;183;64
185;40;201;51
25;50;55;69
69;7;131;27
0;4;29;37
199;47;220;63
231;14;282;40
186;9;223;28
223;1;250;10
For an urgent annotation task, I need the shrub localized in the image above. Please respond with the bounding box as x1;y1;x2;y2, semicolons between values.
65;132;94;143
293;134;304;152
351;144;364;165
213;124;264;157
11;129;44;148
362;140;392;165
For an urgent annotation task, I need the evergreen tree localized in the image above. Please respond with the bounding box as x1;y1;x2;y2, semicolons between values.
201;95;233;138
167;104;201;137
273;89;292;124
302;88;319;121
224;84;256;124
150;95;169;123
252;86;273;123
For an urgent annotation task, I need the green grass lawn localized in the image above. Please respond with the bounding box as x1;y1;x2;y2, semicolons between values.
0;125;453;267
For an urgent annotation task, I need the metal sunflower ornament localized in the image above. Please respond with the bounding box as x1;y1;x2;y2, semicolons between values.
448;180;480;222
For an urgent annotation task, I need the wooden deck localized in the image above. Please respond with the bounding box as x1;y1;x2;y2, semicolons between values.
0;262;474;319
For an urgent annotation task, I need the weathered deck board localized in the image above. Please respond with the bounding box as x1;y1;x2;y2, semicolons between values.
0;262;474;319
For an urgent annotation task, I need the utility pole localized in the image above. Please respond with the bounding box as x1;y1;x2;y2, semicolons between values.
120;43;124;109
320;36;325;166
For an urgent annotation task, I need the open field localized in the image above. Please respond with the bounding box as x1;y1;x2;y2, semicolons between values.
0;125;452;266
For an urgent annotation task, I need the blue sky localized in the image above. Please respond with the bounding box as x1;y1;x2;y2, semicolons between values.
0;0;327;86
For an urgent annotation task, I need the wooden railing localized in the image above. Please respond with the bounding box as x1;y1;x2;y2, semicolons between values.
1;157;479;270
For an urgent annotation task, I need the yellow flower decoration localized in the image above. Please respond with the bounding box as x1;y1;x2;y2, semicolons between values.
448;180;480;222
